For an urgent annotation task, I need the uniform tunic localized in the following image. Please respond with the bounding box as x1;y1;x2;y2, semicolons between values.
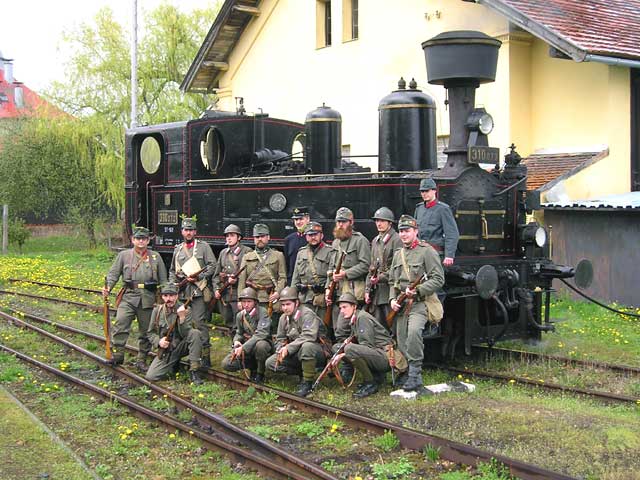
106;248;167;356
213;243;252;328
221;306;273;374
284;231;307;285
389;241;444;364
291;242;335;318
365;229;402;326
238;247;287;310
145;302;203;381
413;201;459;259
342;310;393;375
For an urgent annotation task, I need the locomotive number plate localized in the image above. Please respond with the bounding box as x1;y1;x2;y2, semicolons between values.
468;146;499;165
158;210;178;225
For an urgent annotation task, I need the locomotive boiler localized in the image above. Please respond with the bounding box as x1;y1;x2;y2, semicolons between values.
124;31;578;358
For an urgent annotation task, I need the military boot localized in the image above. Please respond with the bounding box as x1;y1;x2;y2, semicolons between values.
201;347;211;369
402;363;424;391
296;360;316;397
189;362;203;385
353;382;378;398
134;355;148;373
338;362;354;385
108;351;125;366
253;373;265;385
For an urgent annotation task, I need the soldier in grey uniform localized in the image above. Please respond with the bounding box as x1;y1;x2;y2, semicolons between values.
365;207;403;329
168;216;217;368
325;207;371;333
220;287;273;384
238;224;287;322
265;287;329;397
145;283;204;385
291;222;335;321
337;293;393;398
413;178;460;266
389;215;445;391
213;224;252;330
103;226;167;370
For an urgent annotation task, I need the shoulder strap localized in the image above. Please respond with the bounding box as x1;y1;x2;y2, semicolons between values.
399;248;413;282
306;247;320;283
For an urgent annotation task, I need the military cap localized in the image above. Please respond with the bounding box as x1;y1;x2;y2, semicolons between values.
419;178;437;191
253;223;270;236
291;206;310;219
160;283;178;295
238;287;258;301
337;292;357;304
224;224;242;236
132;226;151;238
181;216;197;229
335;207;354;221
279;286;299;301
398;214;419;230
372;206;395;222
304;222;323;235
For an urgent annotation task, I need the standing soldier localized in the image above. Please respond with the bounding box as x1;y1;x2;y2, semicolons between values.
365;207;402;329
238;224;287;321
389;215;445;391
168;216;217;368
220;287;273;384
291;222;334;320
265;287;329;397
213;224;252;330
284;207;310;286
337;293;395;398
145;284;204;385
413;178;460;266
103;226;167;370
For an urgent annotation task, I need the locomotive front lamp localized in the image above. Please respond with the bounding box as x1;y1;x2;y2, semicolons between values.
466;108;494;135
521;223;547;247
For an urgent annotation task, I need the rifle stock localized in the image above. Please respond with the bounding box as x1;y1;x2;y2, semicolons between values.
311;335;354;392
207;265;247;311
385;273;427;328
103;277;113;361
365;259;381;315
157;297;192;360
323;251;347;327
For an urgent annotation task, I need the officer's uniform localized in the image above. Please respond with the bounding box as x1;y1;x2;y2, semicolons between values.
145;285;203;383
106;227;167;365
220;293;273;382
291;222;335;320
389;214;445;390
413;178;459;260
213;224;251;329
365;208;402;329
168;219;217;360
283;207;309;286
238;224;286;318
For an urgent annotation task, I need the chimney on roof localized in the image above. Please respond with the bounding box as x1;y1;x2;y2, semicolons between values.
2;58;14;83
13;82;24;109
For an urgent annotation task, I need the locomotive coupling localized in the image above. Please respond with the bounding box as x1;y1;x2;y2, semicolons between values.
539;264;575;279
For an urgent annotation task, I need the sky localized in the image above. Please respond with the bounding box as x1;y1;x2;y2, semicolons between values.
0;0;215;93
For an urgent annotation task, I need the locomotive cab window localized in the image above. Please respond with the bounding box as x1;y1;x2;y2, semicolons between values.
140;136;162;174
291;133;305;160
200;126;225;174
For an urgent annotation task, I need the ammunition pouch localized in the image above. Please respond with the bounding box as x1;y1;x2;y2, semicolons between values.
312;283;325;294
296;283;309;293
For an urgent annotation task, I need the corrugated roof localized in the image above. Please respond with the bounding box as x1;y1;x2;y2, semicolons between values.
523;149;608;191
544;192;640;210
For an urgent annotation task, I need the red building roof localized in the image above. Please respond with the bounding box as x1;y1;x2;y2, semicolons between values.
524;149;609;191
0;65;55;119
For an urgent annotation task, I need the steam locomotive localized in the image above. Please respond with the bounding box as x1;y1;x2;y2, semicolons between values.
124;31;577;357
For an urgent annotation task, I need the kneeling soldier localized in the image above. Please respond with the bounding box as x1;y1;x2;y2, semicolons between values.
265;287;329;397
336;293;393;397
220;287;273;384
146;284;204;385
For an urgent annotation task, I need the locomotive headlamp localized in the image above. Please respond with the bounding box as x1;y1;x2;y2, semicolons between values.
466;108;494;135
521;223;547;247
534;227;547;248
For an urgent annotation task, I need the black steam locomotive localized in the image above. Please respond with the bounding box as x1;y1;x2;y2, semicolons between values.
124;31;576;357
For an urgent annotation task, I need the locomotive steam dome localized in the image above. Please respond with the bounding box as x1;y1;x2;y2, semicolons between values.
378;77;437;172
304;104;342;174
422;30;502;86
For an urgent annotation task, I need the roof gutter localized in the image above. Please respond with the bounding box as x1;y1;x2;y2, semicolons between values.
583;54;640;70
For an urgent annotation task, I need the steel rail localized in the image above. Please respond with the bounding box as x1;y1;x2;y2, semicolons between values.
472;345;640;375
0;311;336;480
8;278;103;295
3;307;576;480
427;363;640;405
0;343;320;480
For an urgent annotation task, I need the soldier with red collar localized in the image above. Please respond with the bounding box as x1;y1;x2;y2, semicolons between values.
389;215;444;391
284;206;310;285
365;207;403;329
413;178;459;266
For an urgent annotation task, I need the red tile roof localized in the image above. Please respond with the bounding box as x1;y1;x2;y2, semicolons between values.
486;0;640;61
524;150;609;191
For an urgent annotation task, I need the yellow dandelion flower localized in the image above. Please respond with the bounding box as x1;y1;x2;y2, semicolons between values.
198;393;204;398
169;433;176;439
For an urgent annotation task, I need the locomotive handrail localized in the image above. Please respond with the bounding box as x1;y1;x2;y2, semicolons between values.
186;170;429;184
492;175;527;196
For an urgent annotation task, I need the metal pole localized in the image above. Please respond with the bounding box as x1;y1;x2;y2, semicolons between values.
130;0;138;128
2;205;8;255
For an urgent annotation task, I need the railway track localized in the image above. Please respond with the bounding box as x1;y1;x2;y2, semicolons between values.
8;278;103;295
0;307;575;480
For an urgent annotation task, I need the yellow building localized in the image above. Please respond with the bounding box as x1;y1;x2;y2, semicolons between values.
182;0;640;201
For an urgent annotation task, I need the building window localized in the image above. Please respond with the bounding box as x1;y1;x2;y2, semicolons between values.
316;1;332;48
342;0;358;42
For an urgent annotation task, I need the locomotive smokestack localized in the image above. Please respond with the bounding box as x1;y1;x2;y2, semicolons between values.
422;31;501;176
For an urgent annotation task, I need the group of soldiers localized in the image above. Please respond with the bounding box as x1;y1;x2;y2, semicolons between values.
103;178;459;397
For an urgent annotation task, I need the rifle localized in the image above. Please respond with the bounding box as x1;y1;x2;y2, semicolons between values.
323;251;346;327
266;285;275;317
103;277;113;361
207;265;247;311
365;259;381;315
177;266;207;290
157;297;193;361
385;273;427;328
311;334;354;393
274;340;289;368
